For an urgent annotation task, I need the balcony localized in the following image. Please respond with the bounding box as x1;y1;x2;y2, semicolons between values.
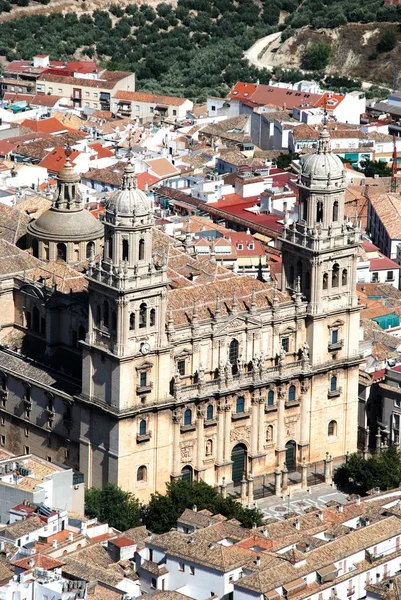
136;382;153;395
328;387;342;398
137;431;152;443
265;403;277;413
180;423;196;433
328;339;343;351
204;418;217;427
232;410;250;421
285;398;300;408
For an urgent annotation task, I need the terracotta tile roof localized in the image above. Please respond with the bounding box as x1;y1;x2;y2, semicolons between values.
86;581;126;600
114;90;188;106
231;82;322;109
13;132;86;161
228;82;258;101
38;70;132;90
14;195;52;220
21;117;75;134
109;536;135;548
0;515;43;540
83;162;159;190
13;553;63;570
368;191;401;239
369;256;400;271
0;204;29;245
145;157;180;178
39;147;80;173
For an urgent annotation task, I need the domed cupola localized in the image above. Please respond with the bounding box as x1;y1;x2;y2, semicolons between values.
300;125;346;191
105;159;153;224
27;147;104;264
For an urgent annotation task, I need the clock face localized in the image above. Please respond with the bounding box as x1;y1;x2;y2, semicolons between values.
141;343;151;355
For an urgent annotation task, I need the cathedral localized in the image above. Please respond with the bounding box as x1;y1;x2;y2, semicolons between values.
0;127;361;501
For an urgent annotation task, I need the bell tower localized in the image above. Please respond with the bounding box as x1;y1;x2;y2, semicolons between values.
81;159;168;410
280;125;362;463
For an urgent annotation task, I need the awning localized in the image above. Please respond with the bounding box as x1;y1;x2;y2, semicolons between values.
317;564;338;583
283;578;307;595
254;232;273;244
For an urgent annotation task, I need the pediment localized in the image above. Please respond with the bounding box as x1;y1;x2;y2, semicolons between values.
215;314;261;335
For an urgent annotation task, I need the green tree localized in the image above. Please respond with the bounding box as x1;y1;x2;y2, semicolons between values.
144;480;263;534
302;41;331;71
334;447;401;494
359;159;392;178
85;484;142;531
377;29;397;53
275;152;298;169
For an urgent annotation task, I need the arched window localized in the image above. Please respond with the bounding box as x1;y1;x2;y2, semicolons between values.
332;200;339;222
150;309;156;327
323;272;328;290
122;239;129;261
103;300;109;329
229;339;239;374
332;264;339;288
56;243;66;262
129;313;135;330
108;234;113;260
111;311;117;331
32;306;40;332
184;409;192;426
342;269;348;286
137;465;147;482
78;325;86;341
96;305;101;326
236;396;245;413
301;199;307;221
330;376;337;392
266;425;273;443
74;248;79;262
328;420;337;436
288;385;296;402
139;303;147;328
32;239;39;258
139;420;147;436
206;405;214;420
316;200;323;223
139;238;145;261
267;390;274;406
86;242;95;260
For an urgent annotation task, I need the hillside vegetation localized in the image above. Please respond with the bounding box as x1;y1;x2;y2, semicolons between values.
0;0;399;97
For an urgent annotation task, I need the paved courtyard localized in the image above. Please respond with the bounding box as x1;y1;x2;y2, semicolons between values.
256;483;348;520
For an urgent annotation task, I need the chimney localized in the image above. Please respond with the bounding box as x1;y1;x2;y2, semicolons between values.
68;532;73;541
28;558;34;567
262;527;268;537
337;504;344;513
356;495;361;505
318;511;323;521
255;555;261;567
193;505;197;513
389;579;394;591
294;519;300;530
52;539;58;548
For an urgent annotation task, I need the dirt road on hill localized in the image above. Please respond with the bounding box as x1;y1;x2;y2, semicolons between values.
244;31;282;71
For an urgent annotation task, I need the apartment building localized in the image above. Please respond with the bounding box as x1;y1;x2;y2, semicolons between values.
113;91;193;122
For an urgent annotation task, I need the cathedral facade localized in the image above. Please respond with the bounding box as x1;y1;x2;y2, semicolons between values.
0;131;361;501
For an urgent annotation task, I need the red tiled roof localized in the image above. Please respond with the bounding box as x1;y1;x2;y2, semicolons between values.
39;147;80;173
21;117;75;134
114;90;188;106
88;142;114;160
362;240;379;252
228;82;258;101
110;536;136;548
369;257;400;271
372;368;385;382
13;553;64;570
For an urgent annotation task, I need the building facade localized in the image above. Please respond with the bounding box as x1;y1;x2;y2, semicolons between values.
0;129;361;502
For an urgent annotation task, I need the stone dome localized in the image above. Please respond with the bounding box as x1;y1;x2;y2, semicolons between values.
300;126;345;182
106;161;152;217
28;207;104;242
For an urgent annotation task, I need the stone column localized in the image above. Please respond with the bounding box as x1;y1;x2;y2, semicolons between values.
376;429;381;455
87;300;95;344
172;409;182;478
196;406;205;472
251;397;259;456
301;461;308;490
299;379;310;448
248;473;254;506
217;404;225;464
258;395;265;454
282;463;288;492
324;453;332;485
274;467;282;496
223;403;232;463
276;387;286;467
241;474;247;505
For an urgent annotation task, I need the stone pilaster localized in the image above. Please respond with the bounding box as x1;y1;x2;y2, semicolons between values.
196;406;205;474
171;409;182;478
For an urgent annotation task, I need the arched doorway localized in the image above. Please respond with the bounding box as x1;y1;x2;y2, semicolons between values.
181;465;193;483
231;443;247;484
285;440;297;472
